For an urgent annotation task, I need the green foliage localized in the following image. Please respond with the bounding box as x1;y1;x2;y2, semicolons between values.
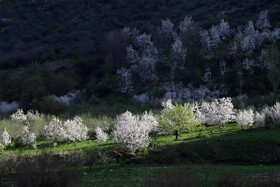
158;103;197;140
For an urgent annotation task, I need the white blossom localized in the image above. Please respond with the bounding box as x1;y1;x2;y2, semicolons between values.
242;58;255;74
20;126;37;145
255;112;266;127
140;111;159;134
26;110;41;121
1;128;11;149
135;33;154;49
133;94;149;103
95;127;108;143
236;109;254;129
200;30;214;59
117;68;134;93
210;25;221;46
260;104;272;118
200;98;235;126
11;109;28;124
127;45;139;64
218;19;231;39
122;27;139;39
241;21;257;55
171;37;187;62
0;101;19;113
63;116;88;144
270;102;280;123
113;111;156;153
50;90;80;106
256;10;271;31
229;42;239;57
138;51;159;81
161;99;173;110
161;19;174;35
179;16;193;33
44;118;65;145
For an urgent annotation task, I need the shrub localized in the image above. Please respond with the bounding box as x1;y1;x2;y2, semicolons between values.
50;90;81;106
20;126;37;146
11;109;28;124
44;118;64;146
112;111;157;153
255;111;266;127
95;127;108;143
236;109;254;129
63;116;88;145
199;98;235;127
1;129;11;150
270;102;280;124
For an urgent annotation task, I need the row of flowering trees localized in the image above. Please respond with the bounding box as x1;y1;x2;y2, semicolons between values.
1;98;280;152
0;109;88;149
110;98;280;153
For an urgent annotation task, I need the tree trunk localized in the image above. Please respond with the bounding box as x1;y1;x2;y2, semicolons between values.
175;130;178;141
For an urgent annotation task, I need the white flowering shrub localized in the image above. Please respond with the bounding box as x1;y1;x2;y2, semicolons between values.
255;112;266;127
20;126;37;146
26;110;41;121
260;104;272;118
170;38;187;80
113;111;157;153
117;68;134;93
63;116;88;145
1;128;11;150
0;101;19;113
140;111;159;134
218;19;231;39
242;58;255;74
241;21;257;56
200;98;235;126
161;99;173;110
270;102;280;123
159;82;222;103
95;127;108;143
179;16;193;33
50;90;80;106
200;19;230;59
200;30;214;59
256;10;271;31
44;118;65;146
122;27;139;39
236;109;254;129
161;19;174;35
133;94;150;104
11;109;28;124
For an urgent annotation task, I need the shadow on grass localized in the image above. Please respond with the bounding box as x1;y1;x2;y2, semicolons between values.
144;126;280;164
